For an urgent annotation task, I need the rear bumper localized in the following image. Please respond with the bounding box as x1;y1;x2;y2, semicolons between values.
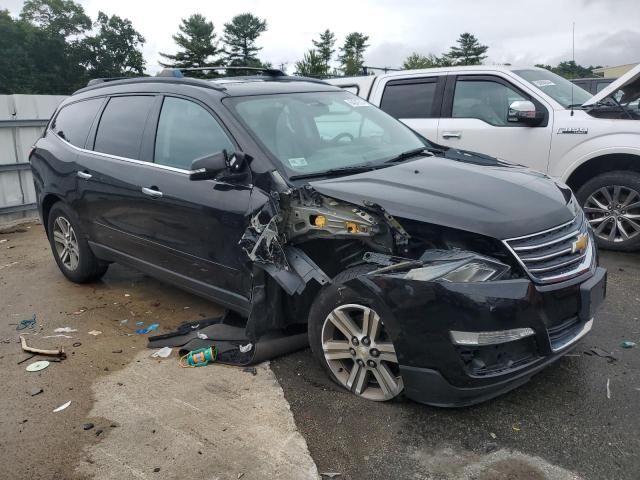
347;266;606;407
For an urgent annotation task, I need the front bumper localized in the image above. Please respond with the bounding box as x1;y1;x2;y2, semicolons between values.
346;266;607;407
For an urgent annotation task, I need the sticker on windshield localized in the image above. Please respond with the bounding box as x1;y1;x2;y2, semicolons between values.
288;157;308;168
344;98;370;107
532;79;555;87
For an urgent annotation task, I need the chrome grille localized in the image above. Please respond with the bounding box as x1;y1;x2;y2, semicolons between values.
504;213;594;284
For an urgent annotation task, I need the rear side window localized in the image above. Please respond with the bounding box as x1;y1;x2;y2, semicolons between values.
154;97;234;170
94;96;155;159
380;80;437;119
52;98;103;148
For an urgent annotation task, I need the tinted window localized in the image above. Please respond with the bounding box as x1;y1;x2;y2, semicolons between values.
452;79;526;126
52;98;103;148
94;96;155;159
154;97;234;170
596;81;612;93
380;80;437;119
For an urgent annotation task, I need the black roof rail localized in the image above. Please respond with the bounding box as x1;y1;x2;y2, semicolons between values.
157;66;286;78
86;76;136;87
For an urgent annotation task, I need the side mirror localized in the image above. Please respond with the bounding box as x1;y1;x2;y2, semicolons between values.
508;100;544;126
189;150;252;181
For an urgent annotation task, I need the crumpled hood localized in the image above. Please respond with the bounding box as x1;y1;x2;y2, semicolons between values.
310;154;576;240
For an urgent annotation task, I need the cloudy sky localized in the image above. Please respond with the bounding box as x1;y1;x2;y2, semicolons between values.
5;0;640;74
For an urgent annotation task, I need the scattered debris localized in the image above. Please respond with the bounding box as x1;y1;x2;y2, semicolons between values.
197;332;208;340
136;321;144;326
83;423;95;431
242;367;257;376
112;349;123;353
17;354;36;365
72;342;82;347
0;261;19;270
53;401;71;412
16;315;37;331
239;343;253;353
512;423;521;432
72;309;86;315
136;323;159;334
124;294;131;297
584;347;617;363
320;473;342;478
88;330;102;336
151;346;172;358
607;378;611;399
0;239;7;244
489;432;497;439
337;416;343;424
237;473;244;479
30;388;44;396
95;429;103;436
153;467;161;473
42;334;73;339
120;319;128;324
26;360;50;372
54;327;78;333
621;341;636;349
179;347;216;367
20;335;66;358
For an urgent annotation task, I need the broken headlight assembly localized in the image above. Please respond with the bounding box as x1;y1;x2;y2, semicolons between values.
403;250;510;283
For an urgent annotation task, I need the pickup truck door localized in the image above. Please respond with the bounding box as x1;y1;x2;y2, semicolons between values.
369;75;445;142
436;74;553;173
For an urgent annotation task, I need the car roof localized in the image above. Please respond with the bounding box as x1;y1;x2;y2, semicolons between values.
73;75;340;98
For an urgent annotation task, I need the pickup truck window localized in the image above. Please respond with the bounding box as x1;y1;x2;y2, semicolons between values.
380;79;437;119
226;91;425;177
154;97;234;170
452;79;526;126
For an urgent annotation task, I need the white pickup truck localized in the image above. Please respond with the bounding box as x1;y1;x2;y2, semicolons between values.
328;65;640;251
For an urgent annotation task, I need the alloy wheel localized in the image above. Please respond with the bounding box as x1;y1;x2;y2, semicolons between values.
584;185;640;243
321;303;403;401
52;216;80;271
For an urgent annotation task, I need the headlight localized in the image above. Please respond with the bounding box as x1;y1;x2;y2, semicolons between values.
403;250;510;283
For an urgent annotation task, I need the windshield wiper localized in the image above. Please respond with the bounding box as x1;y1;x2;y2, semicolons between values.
384;147;432;164
289;164;378;181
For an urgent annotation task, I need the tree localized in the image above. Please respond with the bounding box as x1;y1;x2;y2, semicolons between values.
312;29;336;76
295;49;325;77
402;52;450;69
222;13;267;67
159;14;222;74
444;32;488;66
338;32;369;76
535;61;601;79
20;0;90;37
79;11;145;78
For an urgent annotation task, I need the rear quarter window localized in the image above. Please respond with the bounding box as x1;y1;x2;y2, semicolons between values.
52;98;103;148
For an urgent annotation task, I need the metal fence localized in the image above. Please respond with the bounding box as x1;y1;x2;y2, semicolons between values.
0;94;67;224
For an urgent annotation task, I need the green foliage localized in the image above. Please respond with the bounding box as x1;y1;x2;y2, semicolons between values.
20;0;90;37
1;1;145;94
295;49;325;77
159;14;222;74
402;52;450;69
339;32;369;76
534;61;602;79
222;13;267;67
444;32;488;66
312;29;336;76
79;11;145;78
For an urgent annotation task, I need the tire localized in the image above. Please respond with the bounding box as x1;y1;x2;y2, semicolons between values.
308;266;404;401
575;171;640;252
47;202;108;283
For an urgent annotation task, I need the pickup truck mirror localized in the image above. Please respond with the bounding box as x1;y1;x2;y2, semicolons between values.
508;100;544;126
189;150;251;181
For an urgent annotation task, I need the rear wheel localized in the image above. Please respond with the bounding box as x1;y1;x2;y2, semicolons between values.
308;266;403;401
576;171;640;251
47;203;108;283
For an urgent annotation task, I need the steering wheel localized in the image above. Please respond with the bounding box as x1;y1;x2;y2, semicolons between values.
331;132;355;144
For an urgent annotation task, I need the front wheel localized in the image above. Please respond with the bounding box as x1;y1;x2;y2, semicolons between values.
576;171;640;251
308;266;404;401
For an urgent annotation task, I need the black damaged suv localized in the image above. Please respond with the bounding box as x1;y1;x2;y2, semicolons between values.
30;68;607;406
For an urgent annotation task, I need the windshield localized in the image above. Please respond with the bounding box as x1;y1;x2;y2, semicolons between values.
514;69;591;108
225;91;427;178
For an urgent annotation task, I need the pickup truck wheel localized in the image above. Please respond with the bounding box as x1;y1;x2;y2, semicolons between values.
47;203;109;283
576;171;640;251
308;266;404;401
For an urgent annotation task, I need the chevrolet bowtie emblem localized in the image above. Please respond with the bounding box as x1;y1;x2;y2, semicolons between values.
572;233;589;254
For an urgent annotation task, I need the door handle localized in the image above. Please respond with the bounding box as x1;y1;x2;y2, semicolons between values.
442;132;462;139
77;171;92;180
141;187;163;198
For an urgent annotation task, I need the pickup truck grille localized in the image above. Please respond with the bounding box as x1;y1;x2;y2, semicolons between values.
504;212;593;284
